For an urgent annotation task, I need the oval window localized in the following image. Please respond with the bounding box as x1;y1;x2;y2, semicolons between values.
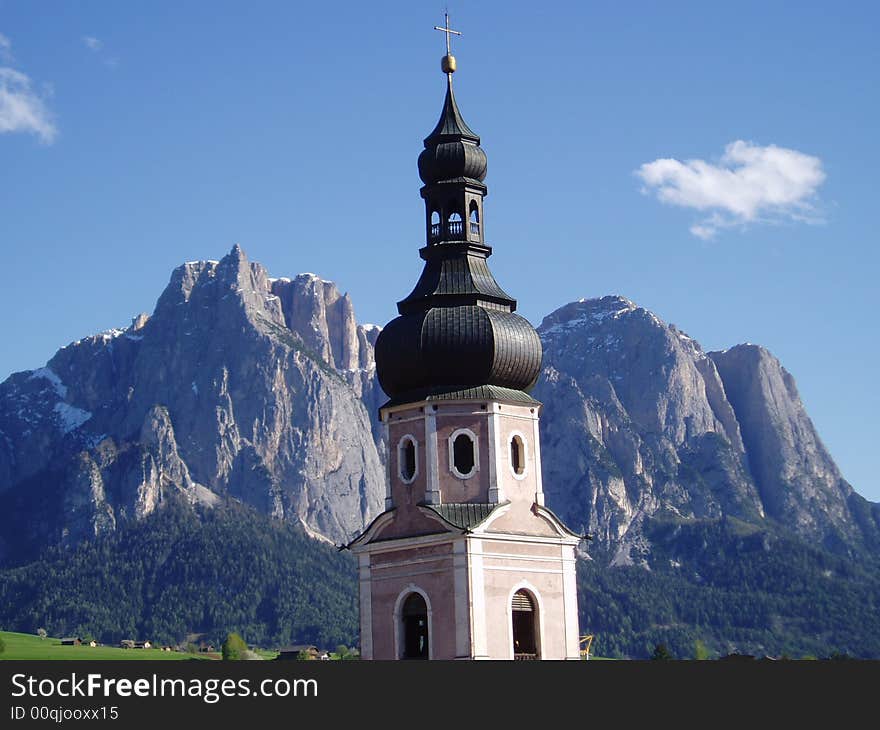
399;437;417;482
510;435;525;476
452;433;475;476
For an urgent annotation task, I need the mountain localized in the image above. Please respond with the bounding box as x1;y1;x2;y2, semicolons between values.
1;252;879;656
0;245;384;563
534;295;880;562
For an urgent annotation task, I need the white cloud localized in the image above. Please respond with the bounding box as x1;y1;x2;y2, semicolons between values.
0;32;12;63
636;140;826;239
82;35;103;52
0;67;57;143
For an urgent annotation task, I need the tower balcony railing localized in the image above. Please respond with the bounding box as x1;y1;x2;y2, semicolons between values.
430;223;441;239
448;220;463;236
470;221;480;235
514;653;538;661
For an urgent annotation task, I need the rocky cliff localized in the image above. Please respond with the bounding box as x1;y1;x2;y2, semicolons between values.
534;295;879;561
1;255;876;566
0;245;384;561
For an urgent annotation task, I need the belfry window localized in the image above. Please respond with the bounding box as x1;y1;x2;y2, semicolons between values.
512;589;538;660
469;202;480;235
399;436;417;483
448;211;463;237
452;432;476;477
510;434;525;476
401;593;429;660
430;211;441;240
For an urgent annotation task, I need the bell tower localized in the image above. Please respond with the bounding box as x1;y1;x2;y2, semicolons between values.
348;15;584;661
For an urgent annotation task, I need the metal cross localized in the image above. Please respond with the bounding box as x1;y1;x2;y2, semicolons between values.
434;11;461;56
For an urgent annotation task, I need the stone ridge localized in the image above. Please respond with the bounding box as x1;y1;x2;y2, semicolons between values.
0;245;384;559
534;295;879;562
1;267;876;566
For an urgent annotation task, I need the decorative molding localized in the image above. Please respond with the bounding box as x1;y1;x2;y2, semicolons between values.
561;545;581;659
467;537;487;658
531;503;582;540
358;555;373;660
425;409;441;504
383;419;393;510
373;566;453;582
347;510;397;551
483;565;564;575
467;528;580;547
487;409;502;502
448;426;479;480
356;531;459;555
453;541;470;658
531;414;545;506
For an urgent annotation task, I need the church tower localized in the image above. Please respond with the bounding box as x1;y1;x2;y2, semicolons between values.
349;17;583;660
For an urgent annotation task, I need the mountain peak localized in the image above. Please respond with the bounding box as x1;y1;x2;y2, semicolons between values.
538;295;648;341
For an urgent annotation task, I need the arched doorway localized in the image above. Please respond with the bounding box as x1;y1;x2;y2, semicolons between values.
401;593;429;659
511;589;538;659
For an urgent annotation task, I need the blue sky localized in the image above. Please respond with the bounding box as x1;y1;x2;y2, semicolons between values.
1;1;878;501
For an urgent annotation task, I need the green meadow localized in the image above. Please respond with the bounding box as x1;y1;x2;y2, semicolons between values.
0;632;214;661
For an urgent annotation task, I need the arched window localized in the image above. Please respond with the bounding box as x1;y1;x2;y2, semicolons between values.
401;593;429;660
450;430;476;478
469;202;480;235
448;211;463;237
430;211;441;240
510;434;526;476
512;590;538;659
398;436;417;483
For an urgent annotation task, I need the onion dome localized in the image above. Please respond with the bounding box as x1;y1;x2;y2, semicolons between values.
417;76;487;186
375;59;542;406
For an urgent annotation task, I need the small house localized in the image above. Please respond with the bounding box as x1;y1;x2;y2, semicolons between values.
60;637;81;646
119;640;136;649
276;645;320;660
88;640;98;648
134;641;151;649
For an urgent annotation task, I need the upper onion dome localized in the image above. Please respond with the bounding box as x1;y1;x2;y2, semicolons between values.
417;76;487;186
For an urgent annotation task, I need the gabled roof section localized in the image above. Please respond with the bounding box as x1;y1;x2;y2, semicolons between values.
531;503;588;541
420;502;504;530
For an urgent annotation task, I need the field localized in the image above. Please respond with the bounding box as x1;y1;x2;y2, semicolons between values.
0;632;214;661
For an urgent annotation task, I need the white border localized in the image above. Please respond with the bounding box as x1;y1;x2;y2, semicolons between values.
508;430;528;481
397;434;419;485
448;427;479;479
392;584;433;660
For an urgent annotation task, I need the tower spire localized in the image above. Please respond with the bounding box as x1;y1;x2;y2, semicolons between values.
373;21;543;406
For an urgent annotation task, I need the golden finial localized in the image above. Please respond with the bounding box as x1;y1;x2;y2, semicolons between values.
434;11;461;74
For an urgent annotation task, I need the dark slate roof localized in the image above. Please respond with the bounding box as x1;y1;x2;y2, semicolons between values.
382;385;541;410
375;304;542;402
423;76;479;144
398;246;514;312
418;77;485;187
421;502;500;530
